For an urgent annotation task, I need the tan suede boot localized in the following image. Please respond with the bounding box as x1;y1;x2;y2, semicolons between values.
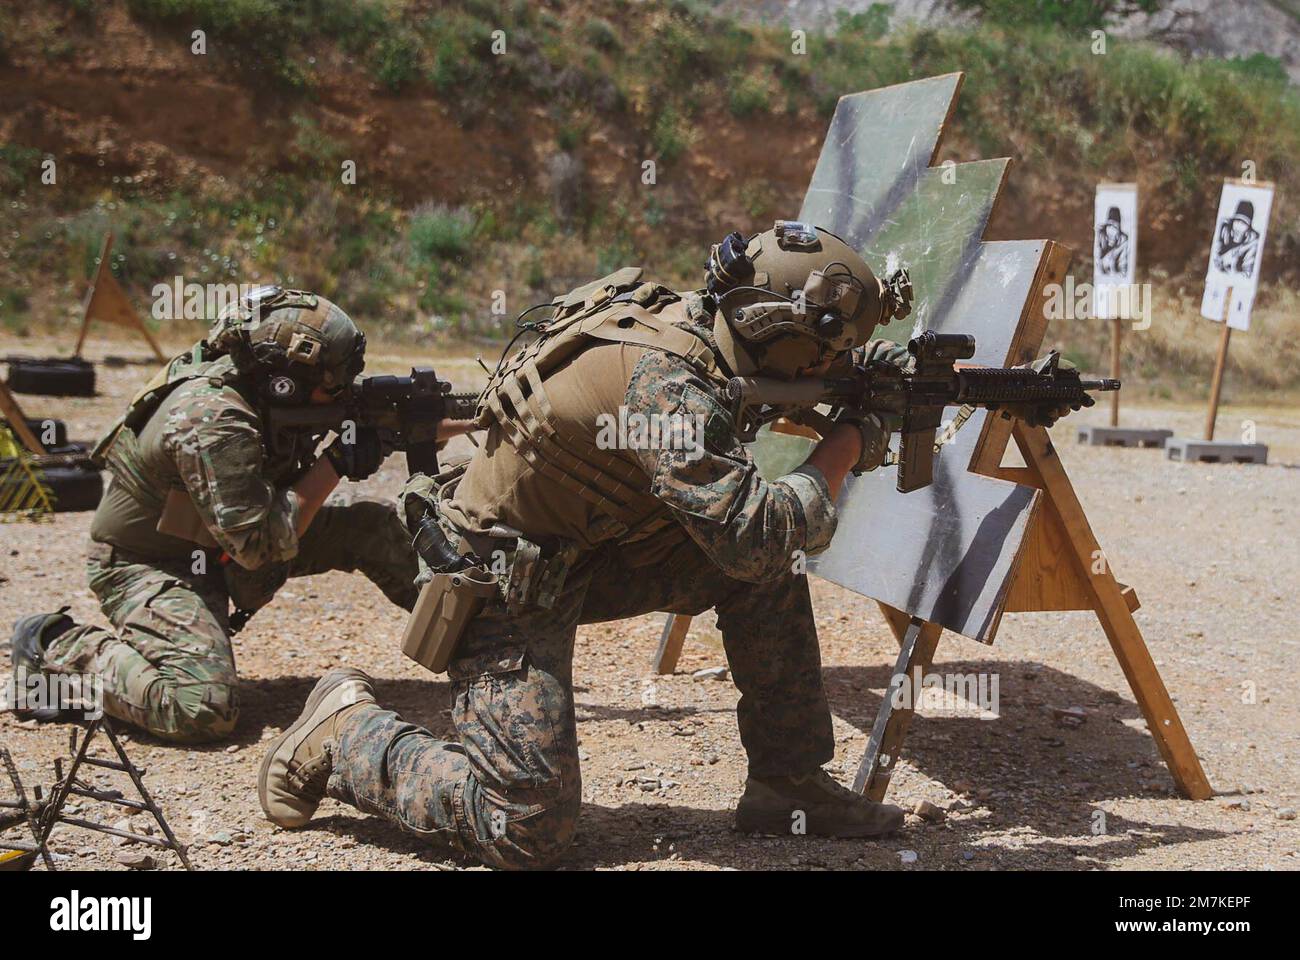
258;669;376;828
735;768;905;838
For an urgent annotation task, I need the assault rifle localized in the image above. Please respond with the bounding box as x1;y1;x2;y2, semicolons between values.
726;331;1119;493
267;367;480;475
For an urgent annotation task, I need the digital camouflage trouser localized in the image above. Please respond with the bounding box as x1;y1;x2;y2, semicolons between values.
326;533;834;870
42;492;417;743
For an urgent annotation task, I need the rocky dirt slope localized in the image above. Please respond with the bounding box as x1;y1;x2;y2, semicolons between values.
727;0;1300;83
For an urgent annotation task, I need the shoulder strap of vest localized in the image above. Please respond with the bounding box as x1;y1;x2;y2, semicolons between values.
584;302;718;376
554;266;644;312
90;343;231;465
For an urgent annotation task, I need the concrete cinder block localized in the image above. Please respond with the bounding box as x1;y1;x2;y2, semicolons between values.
1076;426;1173;448
1165;438;1268;464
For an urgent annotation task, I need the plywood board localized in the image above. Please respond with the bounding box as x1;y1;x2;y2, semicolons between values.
801;72;963;244
746;75;1062;643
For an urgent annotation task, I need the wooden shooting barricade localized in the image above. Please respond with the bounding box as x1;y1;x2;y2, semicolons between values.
74;232;166;362
653;74;1211;803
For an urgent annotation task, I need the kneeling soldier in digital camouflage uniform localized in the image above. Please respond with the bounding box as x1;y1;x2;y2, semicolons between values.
10;288;418;743
260;223;1074;868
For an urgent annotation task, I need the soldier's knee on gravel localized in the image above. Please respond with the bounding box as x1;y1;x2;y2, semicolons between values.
154;679;240;744
465;779;581;871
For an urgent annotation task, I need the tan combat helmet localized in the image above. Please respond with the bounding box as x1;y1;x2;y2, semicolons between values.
706;220;912;379
209;286;366;404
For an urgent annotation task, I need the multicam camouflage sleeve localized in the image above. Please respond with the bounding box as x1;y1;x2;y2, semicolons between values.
164;395;301;570
624;350;837;583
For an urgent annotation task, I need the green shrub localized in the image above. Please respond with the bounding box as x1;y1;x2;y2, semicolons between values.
288;114;343;166
584;17;620;51
952;0;1163;31
409;205;476;266
595;239;637;277
557;126;581;152
727;68;771;118
126;0;393;87
427;19;494;95
0;144;42;191
0;287;31;314
374;32;422;92
834;4;892;40
651;106;693;163
1224;52;1289;85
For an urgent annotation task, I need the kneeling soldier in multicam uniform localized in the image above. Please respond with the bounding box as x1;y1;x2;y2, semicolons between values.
261;222;1073;868
11;287;418;743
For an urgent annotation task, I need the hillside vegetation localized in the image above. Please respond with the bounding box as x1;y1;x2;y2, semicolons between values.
1;0;1298;400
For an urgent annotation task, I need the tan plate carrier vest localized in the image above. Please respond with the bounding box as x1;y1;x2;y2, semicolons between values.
474;268;730;548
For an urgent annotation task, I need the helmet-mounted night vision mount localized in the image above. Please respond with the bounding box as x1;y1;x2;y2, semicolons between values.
880;267;914;323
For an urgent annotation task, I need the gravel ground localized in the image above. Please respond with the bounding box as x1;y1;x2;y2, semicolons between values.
2;335;1298;871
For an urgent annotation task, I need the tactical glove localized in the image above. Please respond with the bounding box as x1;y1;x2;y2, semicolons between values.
1002;354;1095;428
324;425;385;481
857;338;913;371
224;560;290;616
834;408;890;475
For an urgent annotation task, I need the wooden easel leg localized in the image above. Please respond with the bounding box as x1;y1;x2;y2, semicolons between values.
74;232;113;358
853;613;943;800
0;382;47;455
652;613;691;674
72;313;92;359
876;600;911;648
1013;422;1212;799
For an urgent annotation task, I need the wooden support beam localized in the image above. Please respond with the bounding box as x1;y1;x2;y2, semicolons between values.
1012;422;1212;799
1204;319;1232;442
652;613;691;675
0;381;47;455
876;600;912;647
1110;316;1122;428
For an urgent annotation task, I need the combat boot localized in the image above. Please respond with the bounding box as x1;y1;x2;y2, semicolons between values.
258;669;376;828
9;608;77;721
735;768;905;838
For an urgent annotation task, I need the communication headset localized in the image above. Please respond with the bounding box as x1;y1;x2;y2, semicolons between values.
706;223;877;356
705;222;914;359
